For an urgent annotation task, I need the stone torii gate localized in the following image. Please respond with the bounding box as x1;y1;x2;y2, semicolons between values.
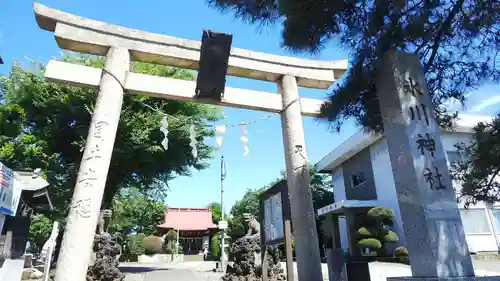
33;3;347;281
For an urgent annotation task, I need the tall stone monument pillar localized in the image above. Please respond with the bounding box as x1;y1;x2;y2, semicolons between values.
376;51;478;280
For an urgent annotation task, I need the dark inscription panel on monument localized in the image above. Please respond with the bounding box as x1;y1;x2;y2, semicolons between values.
401;71;453;200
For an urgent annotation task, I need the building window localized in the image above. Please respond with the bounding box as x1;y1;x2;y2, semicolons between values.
459;209;491;234
351;172;366;188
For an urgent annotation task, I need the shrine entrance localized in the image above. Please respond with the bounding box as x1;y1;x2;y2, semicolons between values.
33;3;347;281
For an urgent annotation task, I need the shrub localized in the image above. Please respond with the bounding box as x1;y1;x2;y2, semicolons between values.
394;246;409;264
356;206;399;255
357;227;374;237
123;233;146;261
163;231;180;254
394;246;408;257
383;231;399;243
143;235;164;255
28;214;53;255
367;206;395;220
358;238;382;249
211;234;220;258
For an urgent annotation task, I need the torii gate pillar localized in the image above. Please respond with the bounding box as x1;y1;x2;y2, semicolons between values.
279;75;323;281
54;47;129;281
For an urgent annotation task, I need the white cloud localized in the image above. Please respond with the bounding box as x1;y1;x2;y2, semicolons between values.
468;94;500;113
440;93;472;112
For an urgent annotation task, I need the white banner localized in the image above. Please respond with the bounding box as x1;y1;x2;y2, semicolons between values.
0;162;22;216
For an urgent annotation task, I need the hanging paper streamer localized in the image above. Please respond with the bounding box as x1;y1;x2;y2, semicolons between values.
160;116;169;151
240;125;249;156
189;124;198;158
215;125;226;148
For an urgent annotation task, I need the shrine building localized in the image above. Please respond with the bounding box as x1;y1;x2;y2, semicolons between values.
315;114;500;257
156;208;219;258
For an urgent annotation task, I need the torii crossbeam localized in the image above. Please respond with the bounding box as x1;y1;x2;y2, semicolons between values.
33;3;347;281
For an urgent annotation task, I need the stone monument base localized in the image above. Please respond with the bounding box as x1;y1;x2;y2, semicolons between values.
388;276;500;281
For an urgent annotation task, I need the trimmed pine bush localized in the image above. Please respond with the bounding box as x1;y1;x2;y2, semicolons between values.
394;246;409;264
356;206;399;255
358;238;382;249
357;227;374;237
394;246;408;257
143;235;164;255
383;230;399;243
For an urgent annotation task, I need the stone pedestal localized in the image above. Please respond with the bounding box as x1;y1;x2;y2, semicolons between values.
376;50;500;281
86;233;124;281
222;236;285;281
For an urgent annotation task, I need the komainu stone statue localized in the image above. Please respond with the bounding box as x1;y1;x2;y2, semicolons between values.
222;214;286;281
243;213;260;240
97;209;113;234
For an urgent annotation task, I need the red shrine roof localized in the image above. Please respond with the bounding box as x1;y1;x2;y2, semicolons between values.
157;208;218;231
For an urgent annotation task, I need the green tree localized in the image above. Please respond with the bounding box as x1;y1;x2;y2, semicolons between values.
123;233;147;261
207;202;223;224
207;0;499;133
227;165;334;244
0;55;222;217
227;187;264;240
28;214;54;254
450;114;500;206
270;165;334;210
276;165;334;257
109;187;166;236
211;233;221;258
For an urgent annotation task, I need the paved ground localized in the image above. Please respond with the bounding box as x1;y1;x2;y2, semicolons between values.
120;260;500;281
121;261;223;281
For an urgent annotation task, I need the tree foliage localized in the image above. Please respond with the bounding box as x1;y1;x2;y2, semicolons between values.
0;55;222;216
207;0;499;133
207;202;223;224
123;233;147;260
227;164;334;243
109;188;166;236
227;187;264;240
450;114;500;206
211;233;221;258
28;214;54;254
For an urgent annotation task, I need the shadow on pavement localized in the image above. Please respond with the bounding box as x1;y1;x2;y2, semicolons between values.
119;267;171;273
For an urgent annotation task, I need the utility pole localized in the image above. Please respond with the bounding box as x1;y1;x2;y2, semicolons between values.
220;156;227;271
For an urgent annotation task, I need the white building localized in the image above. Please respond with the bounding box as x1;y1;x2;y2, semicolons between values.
315;114;500;255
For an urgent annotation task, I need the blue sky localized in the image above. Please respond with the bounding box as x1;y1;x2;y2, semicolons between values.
1;0;499;214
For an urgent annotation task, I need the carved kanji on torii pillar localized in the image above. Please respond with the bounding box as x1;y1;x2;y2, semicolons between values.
33;3;347;281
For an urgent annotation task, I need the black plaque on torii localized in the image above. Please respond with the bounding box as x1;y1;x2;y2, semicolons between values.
195;29;232;101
